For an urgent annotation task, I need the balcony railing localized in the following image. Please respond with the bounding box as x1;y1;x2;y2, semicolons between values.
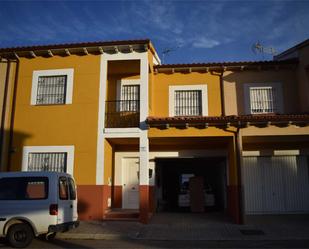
105;100;140;128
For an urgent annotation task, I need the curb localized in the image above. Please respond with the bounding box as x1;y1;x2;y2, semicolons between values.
56;233;309;241
57;233;130;240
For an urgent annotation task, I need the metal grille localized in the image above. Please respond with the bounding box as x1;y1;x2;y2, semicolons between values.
250;87;276;114
28;152;67;172
121;85;140;111
36;75;67;105
174;90;202;116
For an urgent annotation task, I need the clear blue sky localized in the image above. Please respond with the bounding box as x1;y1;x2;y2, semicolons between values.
0;0;308;64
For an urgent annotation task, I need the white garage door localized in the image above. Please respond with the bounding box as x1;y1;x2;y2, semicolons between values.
242;155;309;214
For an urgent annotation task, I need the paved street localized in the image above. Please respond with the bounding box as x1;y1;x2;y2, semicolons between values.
1;238;309;249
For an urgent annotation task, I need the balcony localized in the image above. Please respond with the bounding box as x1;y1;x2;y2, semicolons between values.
105;100;140;128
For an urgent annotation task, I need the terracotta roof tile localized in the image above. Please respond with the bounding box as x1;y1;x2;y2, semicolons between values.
154;59;298;69
146;114;309;126
0;39;151;53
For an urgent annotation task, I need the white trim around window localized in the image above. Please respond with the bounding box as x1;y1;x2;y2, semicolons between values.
31;68;74;105
244;82;284;114
169;84;208;117
22;145;75;174
116;79;140;101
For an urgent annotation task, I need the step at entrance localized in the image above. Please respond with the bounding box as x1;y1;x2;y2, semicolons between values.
104;209;139;221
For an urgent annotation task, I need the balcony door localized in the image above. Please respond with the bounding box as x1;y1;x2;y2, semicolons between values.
117;80;140;112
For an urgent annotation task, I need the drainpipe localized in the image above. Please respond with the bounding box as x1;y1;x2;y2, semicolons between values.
211;70;225;116
0;59;11;170
7;59;19;171
224;127;244;224
219;71;226;116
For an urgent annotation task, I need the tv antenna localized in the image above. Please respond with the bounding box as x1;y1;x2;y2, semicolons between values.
252;41;277;58
161;45;180;64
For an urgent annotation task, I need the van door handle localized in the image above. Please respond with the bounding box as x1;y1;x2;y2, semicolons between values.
70;204;73;208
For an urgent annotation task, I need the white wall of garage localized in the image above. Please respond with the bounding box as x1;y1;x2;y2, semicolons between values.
242;154;309;214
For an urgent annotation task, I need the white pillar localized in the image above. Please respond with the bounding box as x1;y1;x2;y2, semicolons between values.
139;52;149;185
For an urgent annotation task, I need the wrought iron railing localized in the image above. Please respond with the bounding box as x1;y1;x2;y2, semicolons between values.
105;100;140;128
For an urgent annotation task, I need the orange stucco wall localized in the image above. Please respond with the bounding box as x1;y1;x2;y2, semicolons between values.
152;72;222;117
10;55;101;185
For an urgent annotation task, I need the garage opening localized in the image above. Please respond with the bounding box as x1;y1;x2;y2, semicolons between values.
155;157;227;213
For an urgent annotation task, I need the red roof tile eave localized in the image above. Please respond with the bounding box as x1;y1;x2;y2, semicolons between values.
154;58;299;69
0;39;151;53
146;114;309;125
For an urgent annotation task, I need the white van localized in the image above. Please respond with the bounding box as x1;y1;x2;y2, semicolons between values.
0;171;79;248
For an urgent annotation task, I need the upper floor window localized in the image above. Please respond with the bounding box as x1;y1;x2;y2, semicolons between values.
31;69;74;105
169;85;208;117
117;80;140;112
244;83;283;114
121;84;140;112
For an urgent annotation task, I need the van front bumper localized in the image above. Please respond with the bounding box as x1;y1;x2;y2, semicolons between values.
48;221;79;233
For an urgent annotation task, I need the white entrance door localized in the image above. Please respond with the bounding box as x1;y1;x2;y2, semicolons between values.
122;158;139;209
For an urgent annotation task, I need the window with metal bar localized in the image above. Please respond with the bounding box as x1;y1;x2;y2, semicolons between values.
250;87;276;114
120;85;140;111
27;152;67;172
36;75;67;105
174;90;202;116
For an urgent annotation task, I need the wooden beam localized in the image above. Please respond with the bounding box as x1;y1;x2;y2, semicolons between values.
83;48;89;55
47;50;53;57
14;52;19;59
98;47;104;54
65;49;71;56
30;51;36;58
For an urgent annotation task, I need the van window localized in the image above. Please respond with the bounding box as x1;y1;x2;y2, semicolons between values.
59;177;68;200
68;178;76;200
0;177;48;200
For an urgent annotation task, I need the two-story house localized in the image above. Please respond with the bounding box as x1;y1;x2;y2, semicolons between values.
0;39;308;224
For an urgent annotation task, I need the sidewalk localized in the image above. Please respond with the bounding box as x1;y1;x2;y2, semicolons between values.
57;213;309;241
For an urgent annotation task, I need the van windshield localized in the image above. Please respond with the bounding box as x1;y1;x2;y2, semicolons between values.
0;177;48;200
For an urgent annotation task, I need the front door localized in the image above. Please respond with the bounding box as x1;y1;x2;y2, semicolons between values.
122;158;139;209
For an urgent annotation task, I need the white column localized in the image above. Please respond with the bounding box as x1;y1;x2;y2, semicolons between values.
139;52;149;185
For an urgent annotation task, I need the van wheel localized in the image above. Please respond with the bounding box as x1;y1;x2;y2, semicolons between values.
7;223;34;248
45;232;56;240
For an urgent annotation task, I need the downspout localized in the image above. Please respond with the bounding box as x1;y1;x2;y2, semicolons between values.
220;69;243;224
219;71;225;116
0;59;11;170
7;58;19;171
223;127;244;224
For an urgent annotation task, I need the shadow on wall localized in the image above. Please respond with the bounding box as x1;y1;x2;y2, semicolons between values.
0;129;32;172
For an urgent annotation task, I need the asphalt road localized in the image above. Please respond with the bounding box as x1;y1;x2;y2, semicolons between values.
1;238;309;249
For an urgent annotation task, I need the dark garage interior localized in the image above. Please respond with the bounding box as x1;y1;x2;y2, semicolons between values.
155;157;227;213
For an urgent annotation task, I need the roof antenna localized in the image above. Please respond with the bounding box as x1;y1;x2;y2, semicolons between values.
161;45;180;64
252;41;277;59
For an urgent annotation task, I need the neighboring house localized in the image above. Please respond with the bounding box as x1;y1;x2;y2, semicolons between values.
0;39;308;224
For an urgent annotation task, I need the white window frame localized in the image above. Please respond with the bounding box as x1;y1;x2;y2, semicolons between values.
244;82;284;114
31;69;74;105
169;84;208;117
116;79;140;101
22;145;74;174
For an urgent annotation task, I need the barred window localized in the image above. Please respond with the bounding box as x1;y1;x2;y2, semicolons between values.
174;90;202;116
36;75;67;105
120;85;140;112
250;87;276;114
28;152;67;172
